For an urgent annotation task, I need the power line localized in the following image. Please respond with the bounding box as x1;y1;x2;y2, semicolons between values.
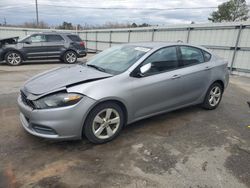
37;4;219;11
0;4;220;11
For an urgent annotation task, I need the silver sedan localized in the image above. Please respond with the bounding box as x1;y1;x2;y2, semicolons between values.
18;43;229;143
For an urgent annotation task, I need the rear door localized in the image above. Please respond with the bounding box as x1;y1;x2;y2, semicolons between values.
43;34;65;58
175;45;212;104
22;34;46;59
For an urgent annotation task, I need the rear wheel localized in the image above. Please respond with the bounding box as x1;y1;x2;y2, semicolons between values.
63;51;77;64
84;102;124;144
202;83;223;110
5;51;23;66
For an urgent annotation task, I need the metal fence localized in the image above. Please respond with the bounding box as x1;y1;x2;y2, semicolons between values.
1;22;250;75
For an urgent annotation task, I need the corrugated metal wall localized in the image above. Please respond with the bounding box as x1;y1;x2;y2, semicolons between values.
1;22;250;75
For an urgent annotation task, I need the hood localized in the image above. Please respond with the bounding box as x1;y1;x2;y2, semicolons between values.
23;64;112;95
0;37;18;46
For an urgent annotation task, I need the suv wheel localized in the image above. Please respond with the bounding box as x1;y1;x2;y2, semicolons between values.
5;51;23;66
202;83;223;110
64;51;77;64
84;102;124;144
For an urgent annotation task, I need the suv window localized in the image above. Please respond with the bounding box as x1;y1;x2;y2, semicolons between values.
67;35;82;42
29;34;45;43
46;35;64;42
180;46;204;66
142;46;178;75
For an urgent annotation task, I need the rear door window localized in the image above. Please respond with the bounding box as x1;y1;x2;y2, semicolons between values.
179;46;204;67
67;35;82;42
203;51;211;62
45;35;64;42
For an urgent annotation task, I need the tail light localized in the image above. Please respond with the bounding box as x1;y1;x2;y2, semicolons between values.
79;41;85;47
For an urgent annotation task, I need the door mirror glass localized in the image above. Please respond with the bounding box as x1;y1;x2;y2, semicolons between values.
140;63;151;75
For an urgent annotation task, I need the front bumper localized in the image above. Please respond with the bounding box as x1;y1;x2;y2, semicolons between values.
17;94;96;140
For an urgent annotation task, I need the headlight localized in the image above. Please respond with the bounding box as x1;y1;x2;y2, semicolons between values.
33;92;83;109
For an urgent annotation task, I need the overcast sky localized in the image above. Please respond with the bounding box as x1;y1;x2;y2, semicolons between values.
0;0;249;26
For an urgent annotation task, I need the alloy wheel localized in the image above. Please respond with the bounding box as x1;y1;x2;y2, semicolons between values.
209;86;221;107
92;108;120;139
7;52;21;65
66;52;76;63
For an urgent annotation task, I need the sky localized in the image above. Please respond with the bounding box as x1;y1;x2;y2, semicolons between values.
0;0;249;26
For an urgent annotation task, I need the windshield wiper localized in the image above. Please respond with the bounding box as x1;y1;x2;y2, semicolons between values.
86;64;106;72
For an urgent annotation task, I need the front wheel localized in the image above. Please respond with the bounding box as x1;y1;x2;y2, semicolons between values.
5;51;23;66
63;51;77;64
202;83;223;110
84;102;125;144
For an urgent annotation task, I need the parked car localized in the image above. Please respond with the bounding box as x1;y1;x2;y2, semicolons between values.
0;32;87;65
18;42;229;144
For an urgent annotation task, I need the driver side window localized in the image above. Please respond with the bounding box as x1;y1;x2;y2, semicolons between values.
142;46;178;75
28;34;45;43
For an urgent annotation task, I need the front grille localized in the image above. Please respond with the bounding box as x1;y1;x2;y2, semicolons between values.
20;91;35;109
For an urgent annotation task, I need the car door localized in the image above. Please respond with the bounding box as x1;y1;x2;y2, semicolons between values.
175;45;212;105
22;34;47;59
130;46;186;119
43;34;65;58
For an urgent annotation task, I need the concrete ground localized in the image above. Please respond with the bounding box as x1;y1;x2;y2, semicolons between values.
0;56;249;188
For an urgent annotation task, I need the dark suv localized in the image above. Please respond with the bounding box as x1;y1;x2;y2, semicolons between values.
0;32;87;65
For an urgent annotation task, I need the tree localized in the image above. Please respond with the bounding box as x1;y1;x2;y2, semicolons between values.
131;23;137;27
23;20;49;28
57;22;74;30
208;0;249;22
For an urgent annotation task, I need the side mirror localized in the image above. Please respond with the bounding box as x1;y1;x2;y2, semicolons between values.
139;63;151;76
25;40;31;44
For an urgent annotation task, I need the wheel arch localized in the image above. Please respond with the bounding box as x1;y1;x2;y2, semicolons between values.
81;98;128;137
211;80;225;93
60;49;77;59
3;48;25;60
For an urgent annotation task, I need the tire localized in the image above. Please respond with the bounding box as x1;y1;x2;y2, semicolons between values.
5;51;23;66
84;102;125;144
202;82;223;110
63;50;77;64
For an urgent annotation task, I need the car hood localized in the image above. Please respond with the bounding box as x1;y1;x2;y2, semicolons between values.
22;64;112;96
0;36;18;46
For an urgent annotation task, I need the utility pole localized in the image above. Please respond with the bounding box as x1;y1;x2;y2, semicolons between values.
4;17;6;25
35;0;39;26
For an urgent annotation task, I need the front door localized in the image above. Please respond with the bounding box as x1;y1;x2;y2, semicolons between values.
22;34;47;59
130;46;184;119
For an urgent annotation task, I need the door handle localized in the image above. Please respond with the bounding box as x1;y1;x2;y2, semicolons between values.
204;66;212;71
171;74;181;79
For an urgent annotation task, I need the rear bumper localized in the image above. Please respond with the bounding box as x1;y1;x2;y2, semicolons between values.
76;49;87;58
17;94;96;140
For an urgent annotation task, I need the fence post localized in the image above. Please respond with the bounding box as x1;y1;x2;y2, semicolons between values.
95;31;98;52
128;30;131;42
151;29;155;41
230;24;243;74
186;27;191;43
109;31;112;47
85;32;88;51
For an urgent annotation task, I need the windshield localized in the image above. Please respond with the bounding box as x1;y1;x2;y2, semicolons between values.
86;45;151;75
18;35;31;42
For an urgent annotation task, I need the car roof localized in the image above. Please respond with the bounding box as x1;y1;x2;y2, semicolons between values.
126;42;209;52
34;32;78;35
